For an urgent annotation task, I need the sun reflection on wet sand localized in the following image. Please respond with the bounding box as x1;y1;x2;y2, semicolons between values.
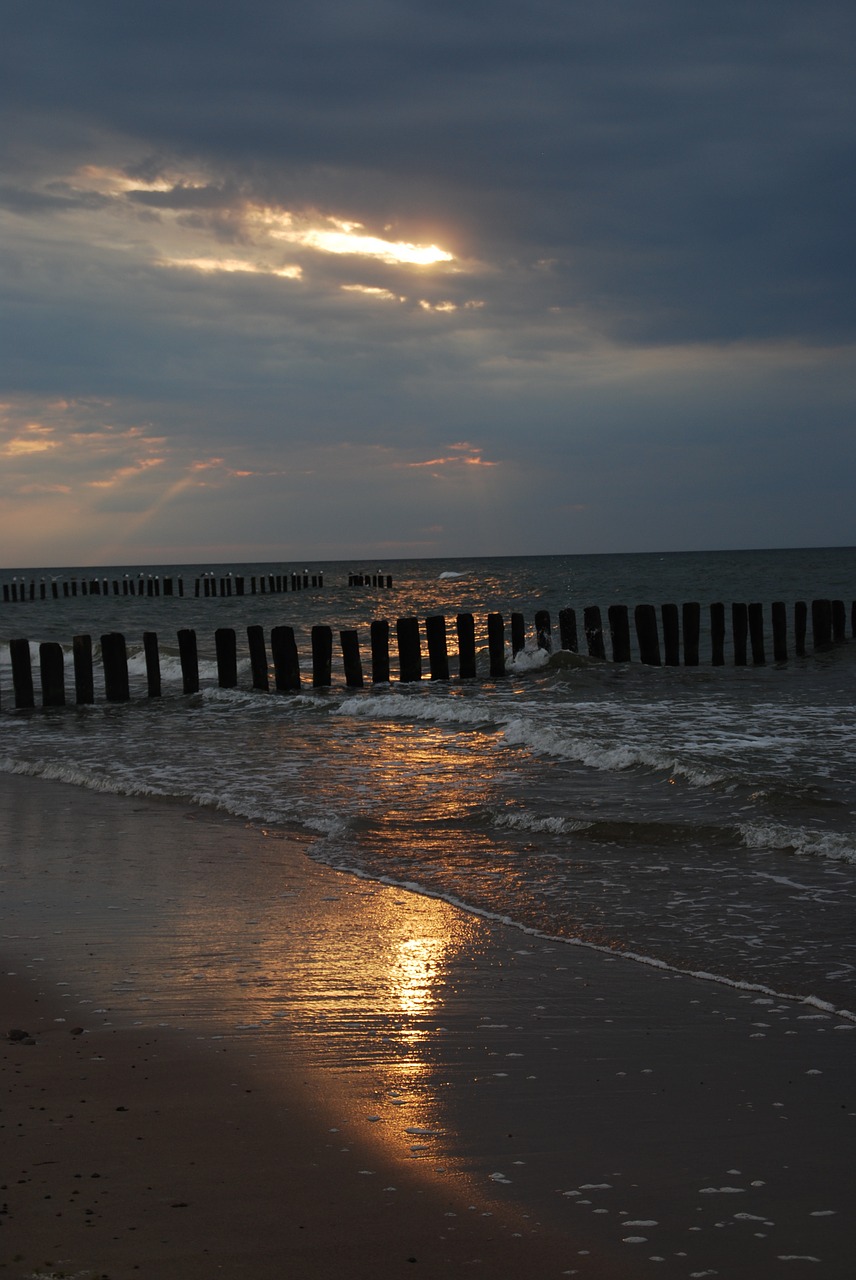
2;777;544;1220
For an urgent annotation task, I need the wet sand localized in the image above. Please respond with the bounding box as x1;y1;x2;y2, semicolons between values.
1;772;854;1278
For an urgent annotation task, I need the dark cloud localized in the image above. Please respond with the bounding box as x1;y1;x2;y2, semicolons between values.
1;0;854;560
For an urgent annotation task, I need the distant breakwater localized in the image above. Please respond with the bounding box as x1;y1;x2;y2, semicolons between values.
1;598;853;710
0;570;396;602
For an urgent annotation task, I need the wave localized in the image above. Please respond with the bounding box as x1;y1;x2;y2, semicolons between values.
336;692;498;728
739;821;856;864
493;811;593;835
500;716;725;785
306;846;856;1025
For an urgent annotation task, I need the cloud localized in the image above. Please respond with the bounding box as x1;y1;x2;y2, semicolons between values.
0;0;854;563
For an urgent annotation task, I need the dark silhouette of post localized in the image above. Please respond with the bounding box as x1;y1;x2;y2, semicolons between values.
794;601;807;656
608;605;631;663
10;638;34;709
271;626;301;691
831;599;846;643
312;625;333;687
682;602;700;666
748;603;765;665
143;631;161;697
661;604;679;666
340;630;364;687
634;604;661;666
811;599;832;650
426;615;450;681
487;613;506;677
247;625;269;691
101;632;130;702
215;628;238;688
771;602;788;663
583;606;605;660
732;604;748;666
396;617;422;682
559;607;578;653
177;628;200;694
710;603;726;665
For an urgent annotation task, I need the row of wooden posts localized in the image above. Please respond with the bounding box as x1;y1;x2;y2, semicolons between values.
0;571;330;602
2;598;852;709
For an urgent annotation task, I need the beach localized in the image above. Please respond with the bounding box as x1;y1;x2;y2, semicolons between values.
1;772;853;1278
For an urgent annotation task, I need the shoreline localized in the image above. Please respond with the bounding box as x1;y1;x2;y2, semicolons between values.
2;771;855;1277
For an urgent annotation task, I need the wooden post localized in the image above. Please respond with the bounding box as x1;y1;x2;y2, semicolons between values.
370;619;391;684
73;635;94;705
425;615;450;681
831;600;846;642
177;628;200;695
456;613;477;679
164;578;174;596
583;606;605;660
340;630;364;688
271;626;301;691
661;604;679;665
311;625;333;687
535;609;552;653
247;625;269;691
235;577;244;596
143;631;161;697
10;638;35;709
396;617;422;682
772;602;788;663
39;642;65;707
635;604;661;666
215;627;238;688
710;602;725;665
794;601;807;656
748;602;765;665
510;612;526;657
608;605;631;663
101;632;130;702
487;612;506;677
732;603;748;666
682;602;700;666
851;600;856;639
559;607;578;653
811;599;832;650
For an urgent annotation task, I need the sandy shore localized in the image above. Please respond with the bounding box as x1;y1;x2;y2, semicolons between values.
1;772;854;1278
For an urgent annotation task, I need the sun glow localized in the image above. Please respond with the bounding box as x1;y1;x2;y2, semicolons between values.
158;256;303;279
267;212;454;267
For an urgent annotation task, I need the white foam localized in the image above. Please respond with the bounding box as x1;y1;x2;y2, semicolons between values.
493;811;592;835
739;822;856;864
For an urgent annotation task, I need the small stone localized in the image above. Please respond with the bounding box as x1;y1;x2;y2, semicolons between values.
70;1027;85;1036
8;1028;29;1041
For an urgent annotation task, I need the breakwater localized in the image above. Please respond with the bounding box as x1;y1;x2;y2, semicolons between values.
2;598;853;709
0;570;335;601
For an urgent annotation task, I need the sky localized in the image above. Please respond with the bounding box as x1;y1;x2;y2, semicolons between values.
1;0;855;568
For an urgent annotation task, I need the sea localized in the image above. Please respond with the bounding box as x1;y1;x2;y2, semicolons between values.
1;547;855;1016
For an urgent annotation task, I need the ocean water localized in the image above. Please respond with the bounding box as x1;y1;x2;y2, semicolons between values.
1;547;855;1014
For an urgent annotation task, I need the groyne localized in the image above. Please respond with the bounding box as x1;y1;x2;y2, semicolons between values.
1;598;853;709
0;570;333;601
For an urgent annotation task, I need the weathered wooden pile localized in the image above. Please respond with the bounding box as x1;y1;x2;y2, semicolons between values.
1;597;852;710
